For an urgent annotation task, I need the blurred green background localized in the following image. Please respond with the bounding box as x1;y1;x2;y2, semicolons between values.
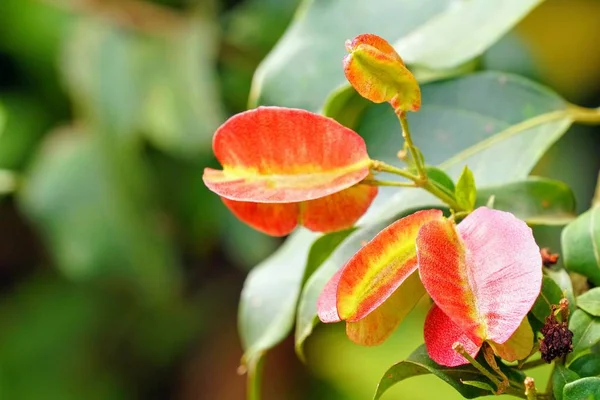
0;0;599;399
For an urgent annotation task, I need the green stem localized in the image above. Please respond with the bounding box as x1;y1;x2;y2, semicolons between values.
520;358;548;371
453;343;525;398
568;104;600;124
371;160;464;212
397;111;427;180
247;355;265;400
370;160;420;181
362;179;416;188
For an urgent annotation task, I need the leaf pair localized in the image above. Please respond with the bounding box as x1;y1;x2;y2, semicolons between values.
203;107;377;236
318;207;542;366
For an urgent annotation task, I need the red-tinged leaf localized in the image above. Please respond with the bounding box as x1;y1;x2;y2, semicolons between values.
488;317;534;362
418;207;542;346
220;199;298;237
223;183;377;237
336;209;443;322
301;182;377;233
203;107;371;203
345;34;404;64
317;267;343;324
343;34;420;112
424;305;482;367
346;271;425;346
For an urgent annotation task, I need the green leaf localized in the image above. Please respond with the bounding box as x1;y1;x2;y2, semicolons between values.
546;268;577;314
455;165;477;211
239;229;319;367
531;276;564;323
569;310;600;356
477;177;577;225
553;364;580;400
426;166;456;199
578;288;600;317
321;85;370;129
569;353;600;378
373;345;511;399
61;14;224;157
562;206;600;286
251;0;543;111
461;381;495;392
358;72;570;223
19;129;180;302
563;377;600;400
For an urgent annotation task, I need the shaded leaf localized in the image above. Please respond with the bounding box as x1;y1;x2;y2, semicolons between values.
531;276;564;323
251;0;543;111
562;206;600;285
569;353;600;378
546;268;577;314
578;288;600;317
477;177;577;225
374;345;494;399
553;364;580;400
569;309;600;356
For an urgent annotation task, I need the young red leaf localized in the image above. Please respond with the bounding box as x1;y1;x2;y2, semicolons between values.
203;107;371;203
336;209;443;322
222;183;377;237
343;34;421;112
424;305;482;367
346;271;425;346
220;199;298;237
417;207;542;349
301;182;378;233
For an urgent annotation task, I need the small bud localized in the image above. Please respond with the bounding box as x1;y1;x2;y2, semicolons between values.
540;247;559;266
343;34;421;113
539;310;573;363
524;377;537;399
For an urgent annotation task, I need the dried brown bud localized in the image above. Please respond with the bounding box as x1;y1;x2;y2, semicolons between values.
540;248;559;267
539;312;573;363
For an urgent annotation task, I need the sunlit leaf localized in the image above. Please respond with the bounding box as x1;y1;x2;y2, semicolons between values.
335;209;442;321
577;288;600;317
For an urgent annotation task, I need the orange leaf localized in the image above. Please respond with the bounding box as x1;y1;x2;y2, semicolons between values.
343;34;421;112
222;183;377;236
203;107;371;203
346;271;425;346
336;209;443;322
